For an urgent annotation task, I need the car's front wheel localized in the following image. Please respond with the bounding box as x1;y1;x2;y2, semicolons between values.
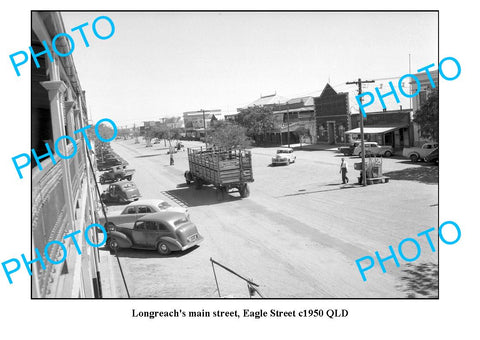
157;242;171;255
109;238;119;251
384;151;392;157
410;154;419;162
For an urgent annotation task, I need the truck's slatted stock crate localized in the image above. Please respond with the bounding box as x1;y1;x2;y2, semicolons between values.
187;147;253;186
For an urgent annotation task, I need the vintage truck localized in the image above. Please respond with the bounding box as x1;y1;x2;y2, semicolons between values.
402;142;439;162
184;147;254;198
99;165;135;184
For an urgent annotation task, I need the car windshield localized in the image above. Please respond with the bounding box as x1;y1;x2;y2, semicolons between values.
158;202;172;210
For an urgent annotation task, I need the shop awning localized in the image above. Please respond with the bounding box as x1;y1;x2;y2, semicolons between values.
345;126;407;134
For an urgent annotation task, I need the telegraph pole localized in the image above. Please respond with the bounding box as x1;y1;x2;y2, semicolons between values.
286;103;290;147
201;109;207;148
199;109;221;149
346;78;375;186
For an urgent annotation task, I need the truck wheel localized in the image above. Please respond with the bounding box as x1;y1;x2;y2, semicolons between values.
194;178;203;190
410;154;419;162
157;242;171;255
239;184;250;198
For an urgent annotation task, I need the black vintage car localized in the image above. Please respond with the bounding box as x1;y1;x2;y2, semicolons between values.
97;158;125;171
338;140;363;156
100;181;141;203
108;211;203;255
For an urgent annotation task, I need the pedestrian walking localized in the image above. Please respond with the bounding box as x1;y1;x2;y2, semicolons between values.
340;158;349;184
170;151;174;166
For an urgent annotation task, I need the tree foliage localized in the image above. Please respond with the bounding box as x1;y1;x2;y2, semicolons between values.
237;106;276;138
210;120;250;149
413;88;439;142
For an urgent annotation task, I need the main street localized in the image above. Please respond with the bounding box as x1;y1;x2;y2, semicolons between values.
99;139;438;298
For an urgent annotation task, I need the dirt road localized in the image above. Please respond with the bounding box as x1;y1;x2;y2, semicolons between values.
100;140;438;298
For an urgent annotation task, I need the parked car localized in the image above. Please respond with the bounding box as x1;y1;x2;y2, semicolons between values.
97;158;125;171
99;165;135;184
424;148;439;164
100;181;141;204
272;147;296;165
107;211;204;255
402;142;439;162
99;199;188;229
353;142;393;157
338;140;363;156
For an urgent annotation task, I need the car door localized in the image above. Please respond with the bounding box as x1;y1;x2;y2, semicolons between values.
131;221;148;247
144;221;171;248
143;221;162;248
370;144;379;155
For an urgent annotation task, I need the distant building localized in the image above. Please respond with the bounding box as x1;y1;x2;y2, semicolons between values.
237;93;288;112
183;110;222;139
271;96;316;145
348;109;413;149
314;84;350;144
31;12;101;298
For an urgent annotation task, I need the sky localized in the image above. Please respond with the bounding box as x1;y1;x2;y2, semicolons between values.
61;11;438;127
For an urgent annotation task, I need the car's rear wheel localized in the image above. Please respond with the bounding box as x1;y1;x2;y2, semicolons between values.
157;242;171;255
384;151;392;157
410;154;419;162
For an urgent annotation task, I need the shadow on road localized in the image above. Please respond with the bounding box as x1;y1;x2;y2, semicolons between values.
109;245;199;259
134;153;165;159
383;166;438;184
397;262;438;298
162;186;242;207
280;184;359;198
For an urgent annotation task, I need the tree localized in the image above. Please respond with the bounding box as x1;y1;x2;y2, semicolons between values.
413;88;439;142
237;106;276;144
210;120;251;149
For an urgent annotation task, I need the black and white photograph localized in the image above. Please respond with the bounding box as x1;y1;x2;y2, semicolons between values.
30;11;439;298
1;1;478;339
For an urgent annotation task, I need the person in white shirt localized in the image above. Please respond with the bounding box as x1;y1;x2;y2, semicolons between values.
340;158;349;184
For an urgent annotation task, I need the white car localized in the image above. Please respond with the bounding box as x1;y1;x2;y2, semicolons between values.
272;147;296;165
353;142;393;158
99;199;188;229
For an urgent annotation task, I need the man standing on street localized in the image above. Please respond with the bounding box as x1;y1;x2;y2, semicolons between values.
340;158;349;184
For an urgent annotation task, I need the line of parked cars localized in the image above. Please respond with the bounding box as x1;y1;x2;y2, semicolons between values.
99;199;202;255
338;140;438;164
95;143;204;256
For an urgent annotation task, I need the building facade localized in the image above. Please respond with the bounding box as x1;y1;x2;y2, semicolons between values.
183;110;222;139
314;84;351;144
31;12;102;298
348;109;412;149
